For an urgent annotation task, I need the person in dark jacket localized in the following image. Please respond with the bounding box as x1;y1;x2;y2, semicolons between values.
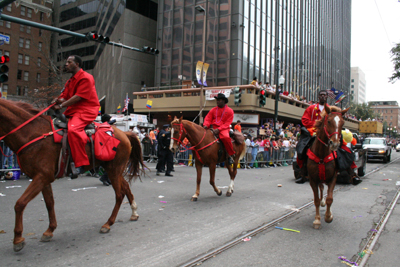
156;124;174;176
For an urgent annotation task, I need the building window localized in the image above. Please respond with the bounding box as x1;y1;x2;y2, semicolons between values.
5;21;11;28
351;85;354;88
36;73;41;82
3;84;8;92
17;70;22;79
38;42;42;51
18;54;23;64
24;87;29;96
40;12;44;21
16;86;21;95
19;38;24;48
37;57;41;67
6;5;11;12
27;8;32;18
20;24;24;32
39;29;42;36
0;20;3;26
21;6;26;16
4;50;9;56
25;39;30;49
25;55;29;65
24;71;29;81
26;26;31;34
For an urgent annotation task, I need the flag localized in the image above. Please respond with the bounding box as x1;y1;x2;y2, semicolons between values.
122;93;130;113
334;91;344;102
117;104;121;113
98;106;101;115
335;94;346;104
328;87;337;99
146;100;153;109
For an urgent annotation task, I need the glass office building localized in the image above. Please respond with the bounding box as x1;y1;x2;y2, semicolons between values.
54;0;157;70
156;0;351;103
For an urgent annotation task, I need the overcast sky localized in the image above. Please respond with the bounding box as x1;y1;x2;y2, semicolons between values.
351;0;400;104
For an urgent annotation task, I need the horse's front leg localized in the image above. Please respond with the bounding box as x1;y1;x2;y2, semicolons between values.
192;160;203;201
208;163;222;196
309;179;321;229
225;158;238;197
324;176;336;223
40;184;57;242
13;178;46;252
319;183;326;207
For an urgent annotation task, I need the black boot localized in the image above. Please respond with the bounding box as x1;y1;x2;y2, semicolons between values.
349;168;362;185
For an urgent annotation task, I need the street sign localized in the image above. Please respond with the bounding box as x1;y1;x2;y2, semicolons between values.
0;34;10;44
0;40;4;46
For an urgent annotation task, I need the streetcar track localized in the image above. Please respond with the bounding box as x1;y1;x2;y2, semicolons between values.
179;157;400;267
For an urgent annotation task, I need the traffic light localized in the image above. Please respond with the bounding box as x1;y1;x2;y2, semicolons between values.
142;46;159;55
86;32;110;43
0;55;9;83
259;89;266;107
233;87;241;106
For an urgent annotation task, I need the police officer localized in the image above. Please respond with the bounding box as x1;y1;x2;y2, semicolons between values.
156;124;173;176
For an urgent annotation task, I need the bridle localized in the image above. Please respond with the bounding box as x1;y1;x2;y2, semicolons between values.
317;112;343;147
171;122;218;164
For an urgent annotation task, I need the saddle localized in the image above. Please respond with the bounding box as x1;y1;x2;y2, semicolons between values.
210;129;245;162
52;114;96;179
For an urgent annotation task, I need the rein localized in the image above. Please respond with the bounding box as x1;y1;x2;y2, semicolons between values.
172;122;219;164
0;103;60;163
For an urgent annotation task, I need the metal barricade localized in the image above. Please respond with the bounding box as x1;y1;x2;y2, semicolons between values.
242;146;295;168
1;140;20;173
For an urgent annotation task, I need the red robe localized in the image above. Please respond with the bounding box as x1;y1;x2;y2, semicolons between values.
60;69;100;167
204;105;235;155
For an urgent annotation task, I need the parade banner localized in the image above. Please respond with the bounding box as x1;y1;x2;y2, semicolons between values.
202;63;209;87
196;61;203;85
129;114;148;123
205;89;231;100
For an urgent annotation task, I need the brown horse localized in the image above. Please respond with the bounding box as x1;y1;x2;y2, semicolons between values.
170;117;246;201
0;99;145;252
307;104;349;229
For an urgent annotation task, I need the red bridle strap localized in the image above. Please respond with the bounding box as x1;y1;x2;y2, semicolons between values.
171;123;219;164
318;112;343;146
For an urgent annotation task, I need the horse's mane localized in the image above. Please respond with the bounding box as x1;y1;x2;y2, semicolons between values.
314;106;342;130
14;101;42;115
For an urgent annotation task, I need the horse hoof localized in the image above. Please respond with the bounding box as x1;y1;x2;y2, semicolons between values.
217;191;222;196
13;241;26;252
191;197;198;202
325;215;333;223
313;220;321;230
40;235;53;242
320;199;326;207
226;192;232;197
100;227;110;234
130;215;139;221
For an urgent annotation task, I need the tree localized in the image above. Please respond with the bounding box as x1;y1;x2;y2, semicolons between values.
349;102;381;121
390;43;400;83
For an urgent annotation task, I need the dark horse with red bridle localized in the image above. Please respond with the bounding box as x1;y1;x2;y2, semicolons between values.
306;104;349;229
170;117;246;201
0;99;145;252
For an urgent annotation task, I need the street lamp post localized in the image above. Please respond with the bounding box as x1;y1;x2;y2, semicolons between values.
195;5;207;125
274;75;285;132
273;0;280;133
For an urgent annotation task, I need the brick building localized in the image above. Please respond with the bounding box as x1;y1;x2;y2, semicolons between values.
0;0;53;100
370;101;400;129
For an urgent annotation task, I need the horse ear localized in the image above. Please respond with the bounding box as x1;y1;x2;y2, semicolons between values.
324;103;331;114
174;116;178;120
179;116;183;122
342;107;350;115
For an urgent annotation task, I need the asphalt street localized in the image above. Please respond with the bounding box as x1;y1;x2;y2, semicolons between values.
1;151;400;267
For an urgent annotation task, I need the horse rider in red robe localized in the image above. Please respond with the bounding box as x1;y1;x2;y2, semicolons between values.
52;55;100;176
203;93;235;165
295;90;361;185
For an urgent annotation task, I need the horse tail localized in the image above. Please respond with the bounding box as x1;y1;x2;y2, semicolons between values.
124;131;147;183
238;142;246;160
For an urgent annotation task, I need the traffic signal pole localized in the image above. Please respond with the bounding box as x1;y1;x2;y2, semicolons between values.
0;13;148;54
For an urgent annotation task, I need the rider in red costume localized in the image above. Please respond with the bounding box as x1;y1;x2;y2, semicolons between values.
52;55;99;175
203;93;235;164
296;90;361;185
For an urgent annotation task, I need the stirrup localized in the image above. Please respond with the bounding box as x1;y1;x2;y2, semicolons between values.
70;162;79;179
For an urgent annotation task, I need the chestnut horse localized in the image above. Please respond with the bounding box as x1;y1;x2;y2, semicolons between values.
307;104;349;229
170;117;246;201
0;99;145;252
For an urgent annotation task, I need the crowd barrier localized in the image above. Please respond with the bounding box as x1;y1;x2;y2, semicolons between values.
0;141;21;180
140;141;296;168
